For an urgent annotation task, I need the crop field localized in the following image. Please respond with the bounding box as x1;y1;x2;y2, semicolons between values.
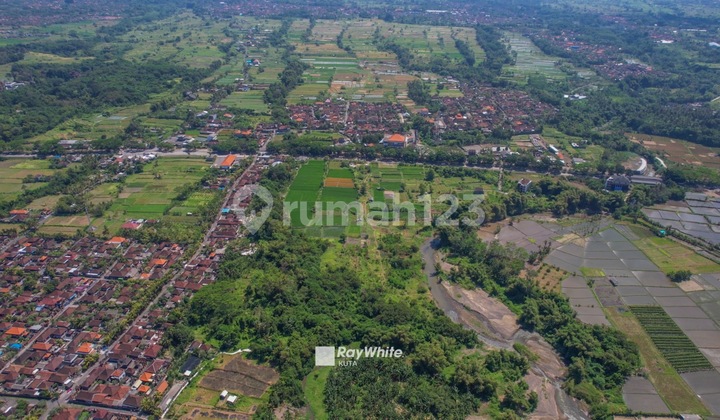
27;102;153;142
138;117;184;137
501;32;566;83
288;19;462;102
0;159;57;204
285;160;365;236
363;163;496;227
119;12;227;69
631;306;714;373
341;20;485;64
633;234;720;274
220;91;269;113
199;356;279;398
66;158;209;233
108;158;207;216
26;195;63;211
324;177;354;188
170;190;218;216
628;133;720;170
606;307;710;415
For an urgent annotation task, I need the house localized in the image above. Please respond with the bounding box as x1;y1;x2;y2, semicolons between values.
517;178;532;193
382;134;408;148
58;140;89;150
219;155;237;170
106;237;126;246
121;222;142;230
630;175;663;186
605;175;631;191
156;380;169;395
5;327;27;337
181;356;201;376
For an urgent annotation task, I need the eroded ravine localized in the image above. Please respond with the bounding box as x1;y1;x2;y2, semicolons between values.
421;238;588;420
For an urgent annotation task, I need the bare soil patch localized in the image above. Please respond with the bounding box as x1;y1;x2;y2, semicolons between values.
199;356;279;398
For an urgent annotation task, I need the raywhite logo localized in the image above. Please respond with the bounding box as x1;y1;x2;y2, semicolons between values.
229;185;274;234
315;346;403;367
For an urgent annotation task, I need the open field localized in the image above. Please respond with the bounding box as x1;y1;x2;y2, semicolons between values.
120;12;227;69
0;159;58;205
633;234;720;274
628;133;720;170
606;307;710;415
26;195;64;211
106;158;207;220
220;91;269;113
502;32;566;83
287;19;465;102
23;158;211;235
200;356;279;398
375;22;485;64
502;32;600;85
285;160;365;236
174;354;271;417
630;306;714;373
27;103;151;142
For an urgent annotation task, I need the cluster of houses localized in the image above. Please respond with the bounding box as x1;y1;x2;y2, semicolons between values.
432;84;556;135
287;100;406;140
529;31;655;81
72;159;271;413
63;160;272;413
0;234;186;408
0;160;271;414
195;111;236;137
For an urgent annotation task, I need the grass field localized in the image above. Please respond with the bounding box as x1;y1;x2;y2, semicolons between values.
605;307;710;415
108;158;207;216
633;234;720;274
630;306;713;373
580;267;606;277
120;12;228;69
0;159;58;205
304;367;331;419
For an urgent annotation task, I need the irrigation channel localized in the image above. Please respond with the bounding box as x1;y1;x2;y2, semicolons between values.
421;238;588;420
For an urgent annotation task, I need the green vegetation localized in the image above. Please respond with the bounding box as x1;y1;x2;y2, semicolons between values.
177;162;541;418
605;307;710;415
580;267;606;277
440;227;640;417
633;234;720;274
630;306;713;373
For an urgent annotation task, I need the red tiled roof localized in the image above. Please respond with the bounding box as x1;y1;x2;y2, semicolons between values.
5;327;26;336
220;155;236;167
156;380;169;395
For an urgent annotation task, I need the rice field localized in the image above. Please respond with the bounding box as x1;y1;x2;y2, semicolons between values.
284;160;364;236
0;159;58;205
501;32;567;83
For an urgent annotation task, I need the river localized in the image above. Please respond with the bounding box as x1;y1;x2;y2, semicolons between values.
420;238;589;420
